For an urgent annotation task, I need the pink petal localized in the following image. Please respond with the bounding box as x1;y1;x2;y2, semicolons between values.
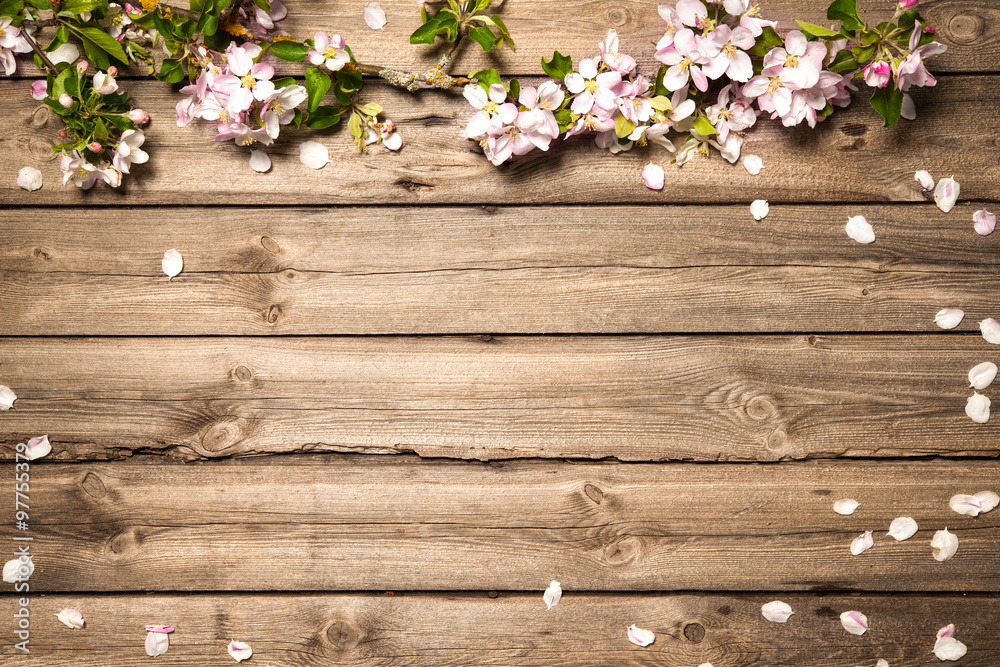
228;639;253;662
144;625;174;633
760;600;794;623
542;581;562;610
840;610;868;635
914;170;934;191
973;209;996;236
627;624;655;647
25;435;51;460
642;163;664;190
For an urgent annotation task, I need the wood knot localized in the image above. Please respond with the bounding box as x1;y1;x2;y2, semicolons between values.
683;622;706;643
28;105;51;129
765;429;788;451
947;11;984;44
861;288;870;296
584;484;604;505
325;618;362;651
487;590;499;598
606;5;628;26
33;247;51;261
199;418;244;454
80;472;107;499
745;396;776;421
234;365;252;382
266;304;282;324
260;235;281;255
107;528;141;558
603;536;642;565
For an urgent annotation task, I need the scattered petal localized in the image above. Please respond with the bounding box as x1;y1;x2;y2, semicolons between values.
228;640;253;662
915;170;934;191
642;163;664;190
850;530;874;555
2;557;33;583
249;150;271;173
834;499;859;515
298;140;329;169
877;660;890;667
55;608;85;629
965;393;990;424
840;610;868;635
383;132;402;151
17;167;42;191
931;528;958;562
761;600;794;623
968;362;998;390
934;308;964;330
627;624;655;647
743;154;763;175
950;491;999;516
162;249;183;280
364;1;387;30
974;490;999;513
846;216;875;244
886;517;918;541
25;435;51;460
973;209;996;236
145;625;174;633
145;632;170;657
542;581;562;610
933;625;968;661
750;199;769;221
980;318;1000;344
934;176;960;213
0;385;16;410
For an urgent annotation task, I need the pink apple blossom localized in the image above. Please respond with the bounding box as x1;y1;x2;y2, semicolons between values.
656;29;709;92
307;32;349;71
863;60;891;88
700;24;755;82
30;80;46;100
462;83;518;139
564;58;621;114
598;29;635;74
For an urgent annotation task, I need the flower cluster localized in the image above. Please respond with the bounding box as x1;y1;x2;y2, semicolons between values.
0;15;31;75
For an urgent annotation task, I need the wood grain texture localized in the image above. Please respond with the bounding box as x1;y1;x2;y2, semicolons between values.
1;592;998;665
4;458;998;592
3;205;998;335
1;335;998;462
2;76;998;205
7;0;998;79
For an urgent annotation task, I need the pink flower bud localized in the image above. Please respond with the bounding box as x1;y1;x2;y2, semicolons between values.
127;108;150;124
76;61;89;73
58;129;68;138
863;60;891;89
58;93;74;108
898;0;918;9
108;66;118;76
89;142;102;152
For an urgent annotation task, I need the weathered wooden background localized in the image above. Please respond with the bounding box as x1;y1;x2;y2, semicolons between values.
2;0;999;664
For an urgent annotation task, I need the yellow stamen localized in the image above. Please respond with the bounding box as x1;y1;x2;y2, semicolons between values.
785;54;799;68
241;72;256;90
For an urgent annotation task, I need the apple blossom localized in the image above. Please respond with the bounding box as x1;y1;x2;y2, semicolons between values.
112;130;149;174
564;58;621;115
128;108;150;124
76;60;89;73
598;29;635;74
308;32;350;71
0;16;31;75
863;60;891;88
93;71;118;95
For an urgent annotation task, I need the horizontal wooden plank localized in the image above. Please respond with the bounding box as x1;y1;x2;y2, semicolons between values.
1;76;997;205
2;205;998;335
5;458;998;592
8;0;997;79
1;336;998;461
1;592;997;665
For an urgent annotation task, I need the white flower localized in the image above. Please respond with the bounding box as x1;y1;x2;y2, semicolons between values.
92;71;118;95
111;129;148;174
16;166;42;191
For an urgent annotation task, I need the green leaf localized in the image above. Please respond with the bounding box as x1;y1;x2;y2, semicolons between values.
252;0;270;10
347;111;363;139
851;43;877;64
468;25;497;51
305;66;331;113
507;78;519;101
649;95;673;112
271;76;297;88
827;48;859;74
51;66;74;99
56;23;69;43
26;0;50;9
471;68;500;91
541;50;573;81
58;0;103;15
335;70;363;92
491;15;513;50
270;39;308;62
0;0;25;22
77;26;128;62
859;29;880;46
93;117;109;142
827;0;864;32
356;102;382;116
410;19;441;45
795;20;842;38
869;85;903;128
692;115;718;136
304;105;341;129
747;26;783;57
79;33;110;70
614;115;635;139
156;58;185;83
553;108;573;133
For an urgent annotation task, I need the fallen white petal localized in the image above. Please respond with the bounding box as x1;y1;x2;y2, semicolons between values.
850;530;874;555
965;393;990;424
298;140;329;169
968;362;998;390
383;132;402;151
364;1;387;30
17;166;42;191
162;249;183;280
760;600;794;623
743;154;763;175
886;517;918;541
934;308;964;330
698;664;714;667
953;491;999;516
249;150;271;173
146;631;170;657
974;490;999;513
0;385;16;410
750;199;769;221
840;610;868;635
933;625;968;662
145;625;174;633
642;163;664;190
228;640;253;662
55;608;85;629
877;660;889;667
973;209;996;236
915;170;934;191
542;580;562;610
3;557;33;583
25;434;51;460
931;528;958;562
846;215;875;244
833;498;859;515
980;318;1000;344
934;176;960;213
627;624;655;647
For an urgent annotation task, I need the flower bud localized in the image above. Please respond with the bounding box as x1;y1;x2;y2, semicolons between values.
76;60;89;73
58;93;74;108
862;60;891;88
898;0;918;9
89;142;102;152
127;108;150;124
30;79;47;101
108;65;118;76
58;128;68;138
